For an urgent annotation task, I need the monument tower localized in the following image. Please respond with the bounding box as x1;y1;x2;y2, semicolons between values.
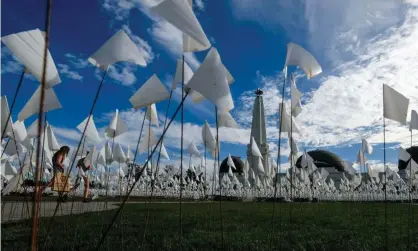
247;89;269;175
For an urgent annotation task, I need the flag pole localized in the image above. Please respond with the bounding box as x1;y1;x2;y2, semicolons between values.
270;67;287;250
179;54;185;247
407;128;412;250
31;0;52;249
383;84;388;251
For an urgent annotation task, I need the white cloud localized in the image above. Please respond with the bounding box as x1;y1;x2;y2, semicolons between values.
64;53;90;68
232;3;418;151
93;63;138;86
1;46;23;74
195;0;205;10
107;64;137;86
57;63;83;81
53;126;82;143
231;0;412;65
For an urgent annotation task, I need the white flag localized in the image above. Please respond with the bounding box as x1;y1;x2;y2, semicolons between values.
227;154;236;170
251;137;263;159
290;74;302;117
285;43;322;79
150;0;211;50
2;29;61;88
88;30;147;69
410;110;418;131
201;121;217;151
383;84;409;125
18;86;62;121
361;138;373;155
399;147;411;162
129;74;170;109
279;103;300;134
1;96;14;139
186;48;234;112
187;141;201;158
217;111;239;129
77;115;101;144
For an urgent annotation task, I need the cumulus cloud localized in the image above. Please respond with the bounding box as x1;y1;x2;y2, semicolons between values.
231;0;412;65
64;53;90;68
57;63;83;81
1;47;23;74
232;2;418;152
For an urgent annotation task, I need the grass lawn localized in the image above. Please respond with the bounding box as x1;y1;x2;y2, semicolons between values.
2;201;418;250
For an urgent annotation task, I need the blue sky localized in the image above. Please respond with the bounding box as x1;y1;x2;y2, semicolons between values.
3;0;418;173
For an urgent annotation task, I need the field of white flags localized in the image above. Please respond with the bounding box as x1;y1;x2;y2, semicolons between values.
2;0;418;250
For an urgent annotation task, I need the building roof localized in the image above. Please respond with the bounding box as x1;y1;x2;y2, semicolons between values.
219;156;245;174
295;149;346;172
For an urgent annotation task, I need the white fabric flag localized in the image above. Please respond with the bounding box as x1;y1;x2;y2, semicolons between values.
146;104;159;128
356;150;368;166
22;137;34;151
251;137;263;159
113;143;126;163
301;152;314;169
77;115;101;144
105;109;128;138
217;111;239;129
189;64;234;104
1;29;61;88
187;141;201;158
279;103;300;134
290;74;302;117
361;138;373;155
182;0;210;52
18;86;62;121
383;84;409;125
285;43;322;79
320;168;329;180
105;142;113;165
88;30;147;69
139;127;157;153
256;157;265;174
172;59;194;90
125;145;133;162
410;159;418;174
288;132;299;154
201;121;217;151
26;119;40;138
410;110;418;131
186;48;234;112
83;146;96;168
12;121;27;143
227;154;236;170
129;74;170;109
97;147;107;167
159;142;170;160
150;0;211;50
46;125;60;151
1;96;14;139
228;164;234;177
399;147;411;162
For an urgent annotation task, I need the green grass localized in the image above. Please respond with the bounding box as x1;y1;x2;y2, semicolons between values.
2;202;418;250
